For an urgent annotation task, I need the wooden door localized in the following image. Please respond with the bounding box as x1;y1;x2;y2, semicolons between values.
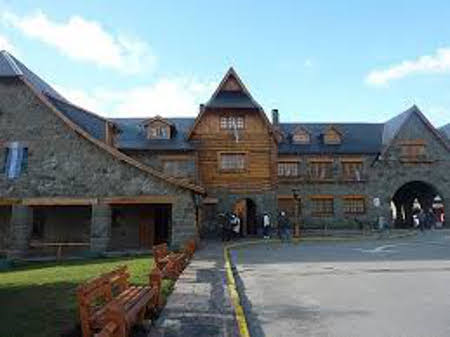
139;208;154;249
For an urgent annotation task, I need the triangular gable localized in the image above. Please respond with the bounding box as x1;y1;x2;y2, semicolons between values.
142;115;174;127
205;67;262;109
324;125;343;136
323;125;343;144
292;125;311;143
187;67;276;140
380;105;450;158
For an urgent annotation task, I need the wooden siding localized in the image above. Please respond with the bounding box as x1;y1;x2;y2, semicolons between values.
190;108;276;193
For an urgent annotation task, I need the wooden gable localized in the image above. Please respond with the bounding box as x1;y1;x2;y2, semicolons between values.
292;126;311;144
324;126;342;145
222;75;241;91
187;67;275;140
143;116;173;140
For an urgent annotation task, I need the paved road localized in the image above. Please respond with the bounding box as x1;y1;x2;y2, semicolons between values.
232;231;450;337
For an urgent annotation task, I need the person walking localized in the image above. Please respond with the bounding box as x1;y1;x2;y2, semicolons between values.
278;211;291;242
263;212;271;239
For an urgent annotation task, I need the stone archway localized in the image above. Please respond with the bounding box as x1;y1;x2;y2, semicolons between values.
233;198;257;236
391;181;444;228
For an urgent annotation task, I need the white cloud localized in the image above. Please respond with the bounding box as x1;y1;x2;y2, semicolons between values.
56;78;216;118
366;48;450;86
304;58;313;68
0;33;17;53
2;10;155;74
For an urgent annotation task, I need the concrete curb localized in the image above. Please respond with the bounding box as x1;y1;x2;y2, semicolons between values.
224;243;251;337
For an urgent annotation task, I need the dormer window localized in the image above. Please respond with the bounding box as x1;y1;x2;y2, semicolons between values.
292;127;310;144
324;126;342;145
220;115;244;130
143;116;173;140
150;125;169;139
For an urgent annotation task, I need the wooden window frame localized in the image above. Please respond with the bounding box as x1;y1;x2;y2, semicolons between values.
277;161;300;177
342;195;366;214
308;159;334;181
341;159;364;181
217;151;248;173
148;124;171;139
399;140;426;160
310;195;334;217
292;131;310;144
219;115;245;130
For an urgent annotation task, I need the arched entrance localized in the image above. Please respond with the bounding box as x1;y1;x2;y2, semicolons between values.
391;181;444;228
233;198;257;236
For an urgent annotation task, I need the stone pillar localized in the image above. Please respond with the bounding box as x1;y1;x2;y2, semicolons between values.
8;205;33;258
90;204;111;253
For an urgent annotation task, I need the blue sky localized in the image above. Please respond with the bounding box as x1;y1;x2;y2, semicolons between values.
1;1;450;126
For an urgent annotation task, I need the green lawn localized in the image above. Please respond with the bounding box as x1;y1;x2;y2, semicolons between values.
0;256;174;337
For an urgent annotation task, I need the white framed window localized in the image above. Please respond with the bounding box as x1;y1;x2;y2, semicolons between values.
220;116;244;130
219;153;246;171
3;142;28;179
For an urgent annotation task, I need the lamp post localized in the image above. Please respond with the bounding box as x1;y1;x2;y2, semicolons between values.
292;188;301;238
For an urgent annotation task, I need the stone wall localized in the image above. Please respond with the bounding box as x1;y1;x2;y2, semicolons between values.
0;206;11;252
277;155;376;229
0;78;198;254
368;112;450;226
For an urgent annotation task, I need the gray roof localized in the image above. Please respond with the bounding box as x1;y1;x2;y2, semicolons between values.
111;118;195;151
438;123;450;139
278;123;384;154
382;106;418;145
46;95;106;141
206;91;260;109
0;51;107;141
0;50;68;102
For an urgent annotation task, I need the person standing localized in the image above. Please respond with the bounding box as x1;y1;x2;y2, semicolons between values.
418;209;426;232
231;213;241;239
263;212;271;239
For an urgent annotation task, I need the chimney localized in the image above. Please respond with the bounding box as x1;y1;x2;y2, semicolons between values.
199;104;205;113
272;109;279;126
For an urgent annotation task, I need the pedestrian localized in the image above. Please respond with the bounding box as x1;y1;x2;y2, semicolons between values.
230;213;241;239
426;208;436;230
418;209;426;232
263;212;271;239
278;211;291;242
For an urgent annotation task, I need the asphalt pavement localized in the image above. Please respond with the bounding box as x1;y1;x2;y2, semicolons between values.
232;231;450;337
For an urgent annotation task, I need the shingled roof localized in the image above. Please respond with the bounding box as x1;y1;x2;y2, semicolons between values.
112;117;195;151
438;123;450;139
278;123;384;154
0;50;68;102
46;95;107;141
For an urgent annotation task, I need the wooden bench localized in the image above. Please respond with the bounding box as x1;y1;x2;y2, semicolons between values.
29;241;90;261
183;239;196;260
153;243;185;279
77;265;162;337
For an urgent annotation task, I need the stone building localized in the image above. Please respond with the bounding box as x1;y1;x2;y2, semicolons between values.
0;51;449;257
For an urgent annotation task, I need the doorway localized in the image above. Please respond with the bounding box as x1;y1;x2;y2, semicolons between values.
391;181;444;228
233;198;257;235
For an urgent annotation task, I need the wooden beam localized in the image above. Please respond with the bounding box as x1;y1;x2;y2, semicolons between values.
203;197;218;204
277;194;295;200
100;195;175;204
22;198;98;206
0;198;21;205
